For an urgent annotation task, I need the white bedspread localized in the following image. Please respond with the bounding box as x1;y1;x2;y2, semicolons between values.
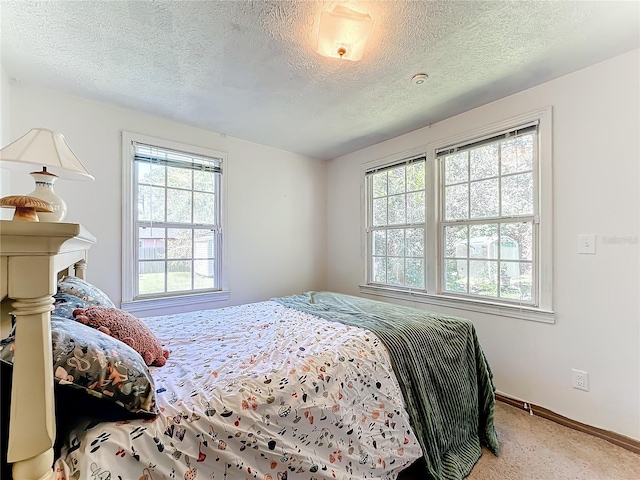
55;301;421;480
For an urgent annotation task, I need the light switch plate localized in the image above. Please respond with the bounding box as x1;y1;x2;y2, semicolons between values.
578;234;596;254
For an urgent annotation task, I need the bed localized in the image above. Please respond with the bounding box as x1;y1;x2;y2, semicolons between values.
0;221;499;480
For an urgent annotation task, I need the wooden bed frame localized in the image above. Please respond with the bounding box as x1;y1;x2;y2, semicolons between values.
0;220;95;480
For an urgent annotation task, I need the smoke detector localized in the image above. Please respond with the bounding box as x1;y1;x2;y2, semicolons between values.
411;73;428;85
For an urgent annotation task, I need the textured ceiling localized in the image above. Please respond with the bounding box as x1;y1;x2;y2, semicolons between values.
1;1;639;160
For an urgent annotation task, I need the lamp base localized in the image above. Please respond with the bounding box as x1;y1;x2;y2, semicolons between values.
28;171;67;222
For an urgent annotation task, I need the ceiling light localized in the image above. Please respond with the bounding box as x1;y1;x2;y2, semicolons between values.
316;6;374;62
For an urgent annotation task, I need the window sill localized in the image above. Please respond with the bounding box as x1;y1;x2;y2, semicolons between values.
121;290;230;317
358;284;555;324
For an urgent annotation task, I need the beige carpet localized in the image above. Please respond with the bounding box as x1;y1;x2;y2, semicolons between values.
399;402;640;480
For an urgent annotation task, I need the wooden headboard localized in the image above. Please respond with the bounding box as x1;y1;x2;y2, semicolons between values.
0;220;95;480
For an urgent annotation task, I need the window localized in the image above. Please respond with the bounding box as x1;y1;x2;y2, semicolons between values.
439;123;537;304
122;132;228;312
362;108;553;322
367;157;426;288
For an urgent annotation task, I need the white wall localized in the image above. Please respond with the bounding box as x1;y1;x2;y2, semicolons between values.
0;66;12;218
0;67;10;147
327;50;640;440
6;85;328;309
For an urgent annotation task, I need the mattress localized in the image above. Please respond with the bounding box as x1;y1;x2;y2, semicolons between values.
54;301;422;480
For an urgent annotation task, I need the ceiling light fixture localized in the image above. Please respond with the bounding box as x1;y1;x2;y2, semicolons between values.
316;5;374;62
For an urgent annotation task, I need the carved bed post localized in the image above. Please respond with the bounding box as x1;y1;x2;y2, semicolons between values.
0;221;96;480
7;257;57;480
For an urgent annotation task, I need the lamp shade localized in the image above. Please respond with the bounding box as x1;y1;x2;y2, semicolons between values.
316;6;374;61
0;128;94;181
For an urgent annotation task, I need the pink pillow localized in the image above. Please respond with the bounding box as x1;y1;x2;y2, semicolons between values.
72;306;169;367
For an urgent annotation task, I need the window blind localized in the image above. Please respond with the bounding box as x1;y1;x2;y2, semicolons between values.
436;121;538;158
365;154;426;175
133;142;222;173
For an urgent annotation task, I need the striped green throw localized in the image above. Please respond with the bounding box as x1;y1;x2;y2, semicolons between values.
274;291;499;480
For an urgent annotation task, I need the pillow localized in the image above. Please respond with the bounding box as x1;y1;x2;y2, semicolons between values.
57;276;115;307
53;291;92;320
72;307;170;367
0;316;157;417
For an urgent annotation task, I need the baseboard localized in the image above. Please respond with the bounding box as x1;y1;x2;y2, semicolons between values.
495;392;640;455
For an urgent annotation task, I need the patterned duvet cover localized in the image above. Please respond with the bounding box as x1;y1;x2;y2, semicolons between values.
54;301;422;480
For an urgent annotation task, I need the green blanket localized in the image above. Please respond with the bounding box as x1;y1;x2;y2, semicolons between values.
273;291;499;480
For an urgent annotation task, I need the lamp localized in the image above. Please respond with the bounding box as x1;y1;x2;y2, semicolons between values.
316;5;374;61
0;128;94;222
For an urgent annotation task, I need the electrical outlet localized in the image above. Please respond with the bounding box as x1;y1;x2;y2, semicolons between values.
572;369;589;391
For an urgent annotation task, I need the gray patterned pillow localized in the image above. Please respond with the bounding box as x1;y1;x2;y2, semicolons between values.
53;292;92;320
57;276;115;307
0;316;157;417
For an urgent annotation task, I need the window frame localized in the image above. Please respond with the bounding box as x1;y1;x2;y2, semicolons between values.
366;155;427;290
438;122;538;305
360;107;554;323
121;131;229;314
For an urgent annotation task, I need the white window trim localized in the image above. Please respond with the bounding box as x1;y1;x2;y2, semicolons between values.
121;290;231;317
366;155;427;288
121;131;229;312
360;107;554;323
